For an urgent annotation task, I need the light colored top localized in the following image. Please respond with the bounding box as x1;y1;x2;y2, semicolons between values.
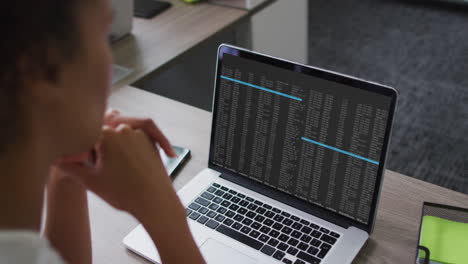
0;231;64;264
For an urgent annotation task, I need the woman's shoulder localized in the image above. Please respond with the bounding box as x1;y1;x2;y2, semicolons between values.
0;230;65;264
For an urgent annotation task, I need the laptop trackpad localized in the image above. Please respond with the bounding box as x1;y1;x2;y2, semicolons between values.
200;238;258;264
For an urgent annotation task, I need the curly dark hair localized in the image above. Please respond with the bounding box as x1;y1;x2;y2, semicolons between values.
0;1;86;153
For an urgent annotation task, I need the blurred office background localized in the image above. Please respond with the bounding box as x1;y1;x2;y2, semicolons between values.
135;0;468;195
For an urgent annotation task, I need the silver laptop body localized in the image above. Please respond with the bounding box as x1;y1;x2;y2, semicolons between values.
124;44;398;264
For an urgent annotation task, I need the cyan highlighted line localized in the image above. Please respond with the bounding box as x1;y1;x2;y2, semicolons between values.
221;75;302;102
301;137;379;165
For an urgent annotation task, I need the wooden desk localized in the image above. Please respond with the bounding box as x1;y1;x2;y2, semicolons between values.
93;2;272;262
112;0;243;88
111;0;273;89
91;86;468;264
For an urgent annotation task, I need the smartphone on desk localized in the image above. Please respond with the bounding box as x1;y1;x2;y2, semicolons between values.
160;145;190;176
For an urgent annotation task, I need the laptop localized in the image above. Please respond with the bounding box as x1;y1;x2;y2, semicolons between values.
123;44;398;264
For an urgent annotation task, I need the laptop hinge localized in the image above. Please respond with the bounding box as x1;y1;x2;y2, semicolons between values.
220;171;353;229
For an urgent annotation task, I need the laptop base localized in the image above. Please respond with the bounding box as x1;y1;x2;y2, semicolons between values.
124;168;368;264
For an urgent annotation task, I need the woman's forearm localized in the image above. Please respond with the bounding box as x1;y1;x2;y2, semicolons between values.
145;220;205;264
139;204;205;264
44;168;92;264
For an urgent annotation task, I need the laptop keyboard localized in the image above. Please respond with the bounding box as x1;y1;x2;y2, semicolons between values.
185;183;341;264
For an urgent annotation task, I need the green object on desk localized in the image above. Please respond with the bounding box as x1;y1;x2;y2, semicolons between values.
183;0;201;3
419;216;468;264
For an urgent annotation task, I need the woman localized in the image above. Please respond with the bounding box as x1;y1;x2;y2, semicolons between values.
0;0;205;263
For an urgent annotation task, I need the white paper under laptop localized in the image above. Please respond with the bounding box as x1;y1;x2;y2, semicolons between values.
124;44;398;264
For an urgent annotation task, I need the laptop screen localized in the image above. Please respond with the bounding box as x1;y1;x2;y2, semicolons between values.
210;46;396;227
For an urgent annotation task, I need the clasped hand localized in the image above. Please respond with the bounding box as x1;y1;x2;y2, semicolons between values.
53;109;184;220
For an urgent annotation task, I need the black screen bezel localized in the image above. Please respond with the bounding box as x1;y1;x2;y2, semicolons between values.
208;44;398;233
